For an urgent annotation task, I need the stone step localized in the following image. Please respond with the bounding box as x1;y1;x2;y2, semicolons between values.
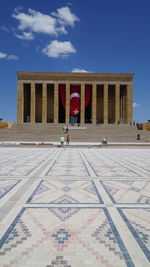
0;123;149;142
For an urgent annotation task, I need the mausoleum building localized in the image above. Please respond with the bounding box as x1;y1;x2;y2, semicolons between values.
17;72;134;124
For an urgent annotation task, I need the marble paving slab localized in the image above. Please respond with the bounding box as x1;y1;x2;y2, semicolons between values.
0;147;150;267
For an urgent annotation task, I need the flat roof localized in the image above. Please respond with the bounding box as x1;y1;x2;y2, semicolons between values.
17;72;134;82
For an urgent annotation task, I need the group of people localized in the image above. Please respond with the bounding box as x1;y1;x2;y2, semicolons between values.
59;126;70;146
59;135;70;146
60;125;108;146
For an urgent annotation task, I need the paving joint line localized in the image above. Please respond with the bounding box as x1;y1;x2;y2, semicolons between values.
0;149;60;222
80;149;150;266
104;151;150;177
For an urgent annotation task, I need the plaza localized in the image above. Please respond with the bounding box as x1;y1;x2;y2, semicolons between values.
1;2;150;266
0;147;150;266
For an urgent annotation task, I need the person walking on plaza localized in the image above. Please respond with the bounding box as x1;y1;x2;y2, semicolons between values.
59;136;65;146
66;134;70;145
102;138;107;146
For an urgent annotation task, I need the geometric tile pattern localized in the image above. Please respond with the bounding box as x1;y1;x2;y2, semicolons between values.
28;180;101;204
107;149;150;173
48;206;80;221
0;219;32;256
0;179;20;198
92;220;124;260
45;149;89;176
82;150;141;177
46;256;71;267
118;208;150;262
101;180;150;203
0;208;127;266
0;147;150;267
0;148;55;176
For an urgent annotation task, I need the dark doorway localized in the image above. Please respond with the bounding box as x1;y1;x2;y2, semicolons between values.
23;83;31;122
59;84;66;123
35;84;42;123
97;85;104;123
120;85;127;123
47;84;54;123
108;85;115;123
85;85;92;123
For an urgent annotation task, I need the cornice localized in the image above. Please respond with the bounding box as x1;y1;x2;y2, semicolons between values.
17;72;134;82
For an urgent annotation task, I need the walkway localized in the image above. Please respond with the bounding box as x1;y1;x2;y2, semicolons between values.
0;147;150;266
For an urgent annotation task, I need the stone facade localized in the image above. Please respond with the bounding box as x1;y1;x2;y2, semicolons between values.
17;72;134;124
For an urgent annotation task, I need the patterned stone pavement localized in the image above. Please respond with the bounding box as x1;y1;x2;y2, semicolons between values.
0;147;150;267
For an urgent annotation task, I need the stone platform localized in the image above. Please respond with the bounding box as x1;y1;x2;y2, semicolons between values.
0;123;150;143
0;147;150;266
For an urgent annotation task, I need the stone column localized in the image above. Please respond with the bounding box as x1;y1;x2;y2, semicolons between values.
92;82;97;124
42;83;47;123
115;83;120;124
54;82;59;123
80;83;85;124
30;82;35;123
17;80;24;123
66;82;70;124
126;83;133;124
104;83;108;124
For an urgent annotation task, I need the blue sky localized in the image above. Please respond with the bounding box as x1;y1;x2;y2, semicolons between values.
0;0;150;122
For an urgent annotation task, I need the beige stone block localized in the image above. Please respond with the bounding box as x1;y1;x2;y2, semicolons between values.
17;72;134;83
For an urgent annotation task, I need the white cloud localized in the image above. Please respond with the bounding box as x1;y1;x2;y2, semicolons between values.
15;31;34;40
13;8;68;36
14;6;24;13
72;68;92;73
12;7;79;37
0;52;7;58
52;6;80;27
7;55;18;60
1;25;9;32
42;40;76;58
133;102;139;108
13;8;58;35
0;52;18;60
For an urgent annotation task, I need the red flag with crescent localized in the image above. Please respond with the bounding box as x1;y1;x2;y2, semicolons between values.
60;84;91;115
70;85;80;116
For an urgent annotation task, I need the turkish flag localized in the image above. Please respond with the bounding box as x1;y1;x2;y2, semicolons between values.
60;84;91;115
70;85;80;116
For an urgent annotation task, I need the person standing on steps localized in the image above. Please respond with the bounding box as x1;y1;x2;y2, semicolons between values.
66;134;70;145
136;133;140;140
66;126;69;133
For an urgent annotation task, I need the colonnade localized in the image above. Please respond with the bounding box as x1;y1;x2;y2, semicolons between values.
17;80;132;124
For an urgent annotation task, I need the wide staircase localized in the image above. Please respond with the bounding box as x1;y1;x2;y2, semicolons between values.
0;123;150;143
